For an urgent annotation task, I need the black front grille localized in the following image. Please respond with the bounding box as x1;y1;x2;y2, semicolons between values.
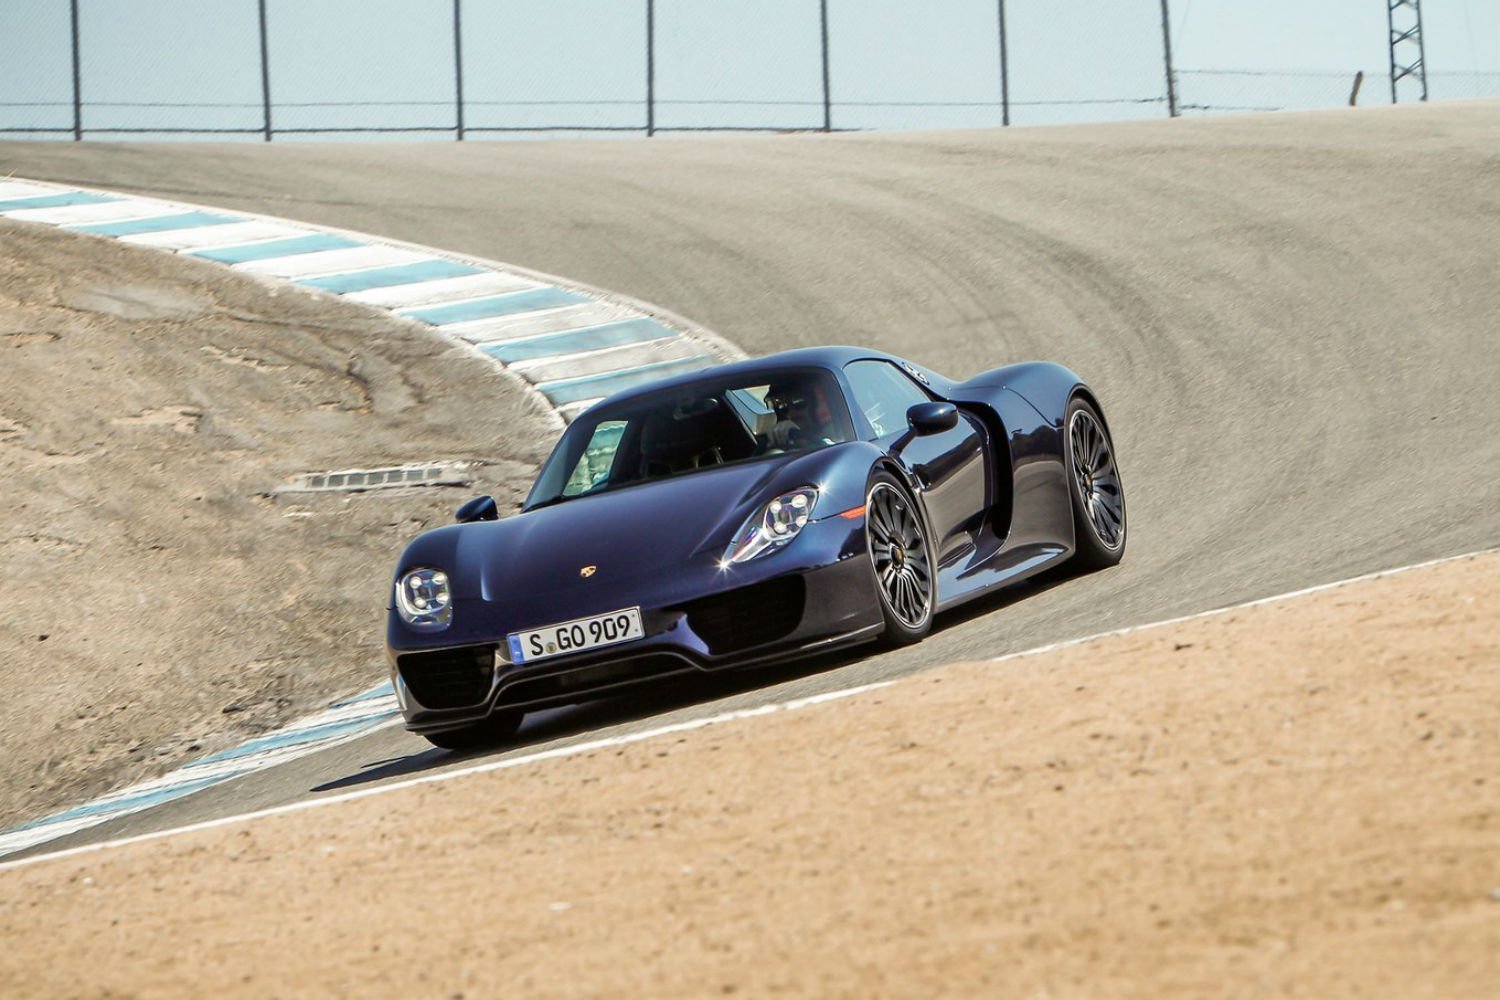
683;575;806;655
397;646;495;709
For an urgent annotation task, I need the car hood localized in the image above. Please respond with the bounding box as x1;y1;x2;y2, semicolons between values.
407;450;846;602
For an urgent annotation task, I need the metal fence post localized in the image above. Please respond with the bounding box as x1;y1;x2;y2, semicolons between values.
997;0;1009;126
69;0;82;140
453;0;465;140
819;0;832;131
646;0;655;136
1387;0;1429;103
1158;0;1178;117
257;0;272;140
1386;0;1398;103
1415;3;1429;100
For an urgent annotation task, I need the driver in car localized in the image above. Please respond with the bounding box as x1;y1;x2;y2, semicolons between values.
765;378;838;450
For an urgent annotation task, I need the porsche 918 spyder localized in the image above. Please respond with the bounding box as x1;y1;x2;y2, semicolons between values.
387;346;1125;749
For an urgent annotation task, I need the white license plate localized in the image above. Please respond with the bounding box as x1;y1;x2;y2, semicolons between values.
507;607;644;664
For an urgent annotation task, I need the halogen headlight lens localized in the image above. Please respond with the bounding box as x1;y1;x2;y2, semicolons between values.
395;567;452;628
725;487;819;564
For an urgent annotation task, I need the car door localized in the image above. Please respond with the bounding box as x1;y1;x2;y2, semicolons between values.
843;359;990;563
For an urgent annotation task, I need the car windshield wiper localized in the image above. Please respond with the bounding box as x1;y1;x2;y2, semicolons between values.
527;482;620;510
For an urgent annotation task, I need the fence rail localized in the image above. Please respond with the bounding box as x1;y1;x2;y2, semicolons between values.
2;1;1495;142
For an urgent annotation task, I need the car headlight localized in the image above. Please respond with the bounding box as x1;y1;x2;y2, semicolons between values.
725;487;819;564
395;567;452;628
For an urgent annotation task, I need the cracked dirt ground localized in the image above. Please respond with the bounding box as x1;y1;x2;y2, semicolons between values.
0;221;554;823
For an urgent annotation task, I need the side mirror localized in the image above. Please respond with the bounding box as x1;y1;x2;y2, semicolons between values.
455;495;498;523
907;401;959;436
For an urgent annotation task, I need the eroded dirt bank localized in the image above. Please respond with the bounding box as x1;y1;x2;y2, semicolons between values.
0;222;554;822
2;552;1493;999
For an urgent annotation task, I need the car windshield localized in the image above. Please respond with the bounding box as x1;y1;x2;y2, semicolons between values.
527;368;855;508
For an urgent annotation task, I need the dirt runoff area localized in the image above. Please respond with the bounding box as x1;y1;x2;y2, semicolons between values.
0;221;554;824
1;551;1493;999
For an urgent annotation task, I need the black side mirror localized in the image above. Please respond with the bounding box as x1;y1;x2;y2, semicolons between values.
455;495;498;523
907;401;959;436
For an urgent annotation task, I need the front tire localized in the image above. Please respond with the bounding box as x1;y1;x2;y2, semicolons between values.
1064;396;1126;571
421;708;524;752
866;473;935;645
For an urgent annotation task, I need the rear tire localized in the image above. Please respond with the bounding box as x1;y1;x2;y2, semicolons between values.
1064;396;1126;571
866;472;935;646
422;709;524;751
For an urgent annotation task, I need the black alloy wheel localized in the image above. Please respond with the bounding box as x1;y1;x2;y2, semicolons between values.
866;473;934;644
1064;396;1126;571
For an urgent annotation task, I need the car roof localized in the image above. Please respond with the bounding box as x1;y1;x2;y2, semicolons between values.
593;345;903;410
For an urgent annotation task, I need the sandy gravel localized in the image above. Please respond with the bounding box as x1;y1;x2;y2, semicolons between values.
0;221;553;822
2;551;1493;999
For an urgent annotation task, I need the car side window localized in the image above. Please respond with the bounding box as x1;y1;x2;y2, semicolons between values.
844;360;931;438
562;420;627;496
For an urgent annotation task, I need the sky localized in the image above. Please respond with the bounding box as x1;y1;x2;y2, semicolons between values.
1;0;1496;140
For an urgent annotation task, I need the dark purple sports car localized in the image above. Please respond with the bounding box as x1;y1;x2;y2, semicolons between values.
387;347;1124;749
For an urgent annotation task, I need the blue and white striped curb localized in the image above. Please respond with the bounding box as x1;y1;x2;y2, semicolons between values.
0;174;744;857
0;177;741;422
0;683;401;858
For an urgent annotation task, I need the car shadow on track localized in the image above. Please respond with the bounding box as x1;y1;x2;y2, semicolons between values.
310;571;1076;795
306;653;863;795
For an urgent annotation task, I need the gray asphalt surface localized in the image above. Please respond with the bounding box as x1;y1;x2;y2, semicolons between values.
2;101;1496;855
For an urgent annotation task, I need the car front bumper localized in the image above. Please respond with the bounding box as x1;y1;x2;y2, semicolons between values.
386;521;883;734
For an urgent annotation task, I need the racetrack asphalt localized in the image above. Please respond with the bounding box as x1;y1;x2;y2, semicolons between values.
1;100;1495;857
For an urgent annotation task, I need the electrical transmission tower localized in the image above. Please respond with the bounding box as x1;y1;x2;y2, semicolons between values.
1387;0;1429;103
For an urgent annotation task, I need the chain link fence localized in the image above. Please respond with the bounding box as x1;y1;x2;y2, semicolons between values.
1;0;1495;141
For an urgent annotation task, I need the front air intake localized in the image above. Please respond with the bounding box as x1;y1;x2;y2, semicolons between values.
683;575;806;655
397;646;495;709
